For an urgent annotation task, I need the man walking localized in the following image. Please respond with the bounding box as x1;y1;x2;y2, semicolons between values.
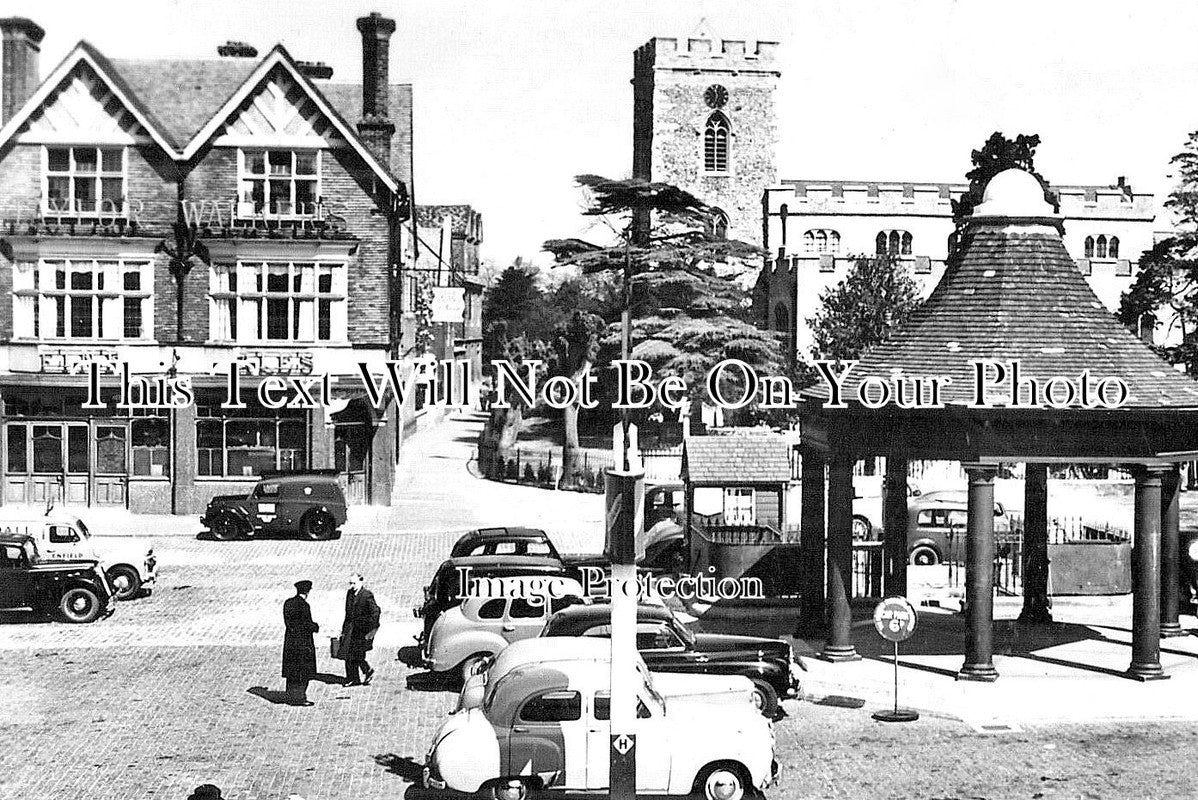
282;579;319;706
340;572;381;686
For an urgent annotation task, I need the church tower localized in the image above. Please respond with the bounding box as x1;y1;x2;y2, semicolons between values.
632;21;780;245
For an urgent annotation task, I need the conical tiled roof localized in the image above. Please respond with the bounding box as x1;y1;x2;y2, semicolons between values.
815;169;1198;410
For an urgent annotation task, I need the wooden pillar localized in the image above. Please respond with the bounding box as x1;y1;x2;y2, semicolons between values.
1160;466;1184;638
881;457;909;598
796;450;826;636
1129;466;1169;680
1018;462;1052;624
958;464;998;682
821;453;859;661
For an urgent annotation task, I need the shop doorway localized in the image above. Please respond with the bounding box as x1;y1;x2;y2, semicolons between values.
4;420;128;506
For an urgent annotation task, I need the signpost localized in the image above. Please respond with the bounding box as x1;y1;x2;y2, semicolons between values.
872;596;920;723
605;460;644;800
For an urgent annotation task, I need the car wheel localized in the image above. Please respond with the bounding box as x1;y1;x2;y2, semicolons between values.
910;545;940;566
209;513;246;541
301;510;337;541
748;679;779;717
106;565;141;601
58;586;103;623
489;778;529;800
696;763;748;800
459;652;491;686
852;515;872;541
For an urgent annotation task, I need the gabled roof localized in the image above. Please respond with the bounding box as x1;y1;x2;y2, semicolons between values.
0;40;179;156
807;174;1198;411
0;40;407;196
682;435;792;485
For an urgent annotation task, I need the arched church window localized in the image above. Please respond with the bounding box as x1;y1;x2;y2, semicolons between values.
1138;312;1155;345
703;112;730;173
876;232;888;255
1096;235;1108;259
1084;236;1095;258
888;231;901;255
1109;236;1120;259
803;231;815;254
901;231;913;255
711;208;729;240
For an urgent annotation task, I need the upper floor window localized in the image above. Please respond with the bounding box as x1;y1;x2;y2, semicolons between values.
209;260;347;343
12;259;151;340
803;229;840;255
876;229;912;256
238;150;320;220
44;146;126;219
1084;234;1121;260
703;112;730;173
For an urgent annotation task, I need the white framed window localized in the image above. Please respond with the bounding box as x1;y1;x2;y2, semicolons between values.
209;261;347;343
237;150;320;219
13;259;152;340
43;146;126;219
723;488;755;525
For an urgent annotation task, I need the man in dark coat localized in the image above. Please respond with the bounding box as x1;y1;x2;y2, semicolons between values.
282;579;319;705
340;572;381;686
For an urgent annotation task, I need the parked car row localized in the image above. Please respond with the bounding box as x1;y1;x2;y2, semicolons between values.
414;525;790;799
0;534;118;623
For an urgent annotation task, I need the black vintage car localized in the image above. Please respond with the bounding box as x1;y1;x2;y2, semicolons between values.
414;554;574;647
449;527;562;559
200;471;348;541
0;534;117;623
541;603;805;716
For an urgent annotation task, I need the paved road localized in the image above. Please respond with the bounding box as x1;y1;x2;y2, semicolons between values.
2;413;1198;800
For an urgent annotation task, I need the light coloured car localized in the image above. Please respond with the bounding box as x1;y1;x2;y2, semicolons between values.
421;576;587;682
0;511;155;601
424;640;778;800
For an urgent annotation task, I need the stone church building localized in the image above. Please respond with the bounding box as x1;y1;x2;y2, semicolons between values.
632;23;1160;360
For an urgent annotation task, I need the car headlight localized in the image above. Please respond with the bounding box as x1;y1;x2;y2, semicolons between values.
1187;539;1198;562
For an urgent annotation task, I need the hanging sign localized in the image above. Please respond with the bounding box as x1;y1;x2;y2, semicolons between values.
430;288;466;322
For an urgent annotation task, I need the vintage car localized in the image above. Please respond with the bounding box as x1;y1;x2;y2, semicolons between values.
422;576;587;681
0;534;117;623
541;603;804;716
450;527;562;559
906;491;1012;565
1180;529;1198;606
413;555;574;647
0;511;155;601
424;641;777;800
200;471;348;541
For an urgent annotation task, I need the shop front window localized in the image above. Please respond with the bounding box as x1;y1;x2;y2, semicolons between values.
95;426;127;474
196;405;308;477
131;415;170;477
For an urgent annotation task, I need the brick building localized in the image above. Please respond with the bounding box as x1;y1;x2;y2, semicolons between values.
0;13;421;513
411;204;484;387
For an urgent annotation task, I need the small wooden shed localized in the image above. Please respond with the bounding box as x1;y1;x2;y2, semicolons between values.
681;435;794;584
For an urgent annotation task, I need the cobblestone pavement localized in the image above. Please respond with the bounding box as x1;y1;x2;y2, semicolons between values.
3;414;1198;799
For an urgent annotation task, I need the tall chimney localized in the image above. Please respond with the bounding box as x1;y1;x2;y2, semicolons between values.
356;12;395;170
1;17;45;125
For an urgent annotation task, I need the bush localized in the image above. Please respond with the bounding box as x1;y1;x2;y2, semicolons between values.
505;458;518;480
537;462;552;485
522;462;536;482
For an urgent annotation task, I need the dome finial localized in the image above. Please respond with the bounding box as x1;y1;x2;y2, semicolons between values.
971;168;1056;218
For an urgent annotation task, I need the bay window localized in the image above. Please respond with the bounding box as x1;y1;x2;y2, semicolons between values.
209;261;347;343
44;146;126;218
13;259;152;340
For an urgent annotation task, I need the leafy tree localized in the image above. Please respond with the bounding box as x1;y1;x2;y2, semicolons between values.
807;255;923;361
952;131;1058;225
545;175;784;441
1118;130;1198;372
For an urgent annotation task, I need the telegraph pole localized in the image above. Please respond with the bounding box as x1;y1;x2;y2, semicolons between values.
606;228;644;800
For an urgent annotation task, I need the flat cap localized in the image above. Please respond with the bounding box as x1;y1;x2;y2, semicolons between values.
294;580;313;593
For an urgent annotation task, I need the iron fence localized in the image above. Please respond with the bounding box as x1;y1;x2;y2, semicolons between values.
477;443;682;493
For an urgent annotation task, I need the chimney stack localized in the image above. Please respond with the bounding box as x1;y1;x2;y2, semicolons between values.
356;11;395;170
1;17;45;125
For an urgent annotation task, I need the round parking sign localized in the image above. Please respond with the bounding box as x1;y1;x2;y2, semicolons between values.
873;596;917;642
